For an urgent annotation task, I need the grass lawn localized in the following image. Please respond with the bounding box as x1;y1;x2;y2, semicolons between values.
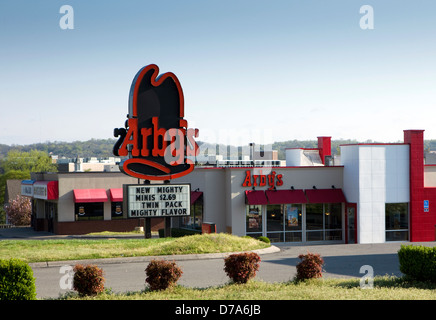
60;276;436;300
0;233;269;263
2;232;435;301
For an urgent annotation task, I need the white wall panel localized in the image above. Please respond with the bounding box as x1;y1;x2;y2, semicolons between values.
341;144;409;244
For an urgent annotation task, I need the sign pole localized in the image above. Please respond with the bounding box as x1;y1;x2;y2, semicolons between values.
164;180;171;238
145;218;152;239
143;180;152;239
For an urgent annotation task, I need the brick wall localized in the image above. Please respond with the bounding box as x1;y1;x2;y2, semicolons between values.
53;218;164;235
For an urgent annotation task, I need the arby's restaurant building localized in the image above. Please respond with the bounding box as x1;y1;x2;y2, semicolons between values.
22;129;436;244
19;64;436;244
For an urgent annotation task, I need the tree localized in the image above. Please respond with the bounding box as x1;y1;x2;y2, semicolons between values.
0;150;57;224
0;170;30;223
1;150;57;173
5;195;31;226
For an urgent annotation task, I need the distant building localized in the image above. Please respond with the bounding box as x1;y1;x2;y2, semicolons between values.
56;156;122;173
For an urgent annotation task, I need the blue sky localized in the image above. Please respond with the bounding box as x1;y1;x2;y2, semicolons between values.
1;1;436;146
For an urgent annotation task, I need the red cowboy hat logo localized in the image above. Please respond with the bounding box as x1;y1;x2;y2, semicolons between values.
113;64;199;180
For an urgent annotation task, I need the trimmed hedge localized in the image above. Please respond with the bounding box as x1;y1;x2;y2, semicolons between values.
73;264;106;296
257;236;271;244
224;252;261;284
145;259;183;291
295;252;324;281
0;258;36;300
398;245;436;282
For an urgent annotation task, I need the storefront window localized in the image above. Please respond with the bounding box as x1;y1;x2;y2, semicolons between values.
266;204;282;242
75;203;104;221
181;197;203;230
306;203;323;241
246;203;342;243
325;203;342;240
284;204;302;231
266;205;282;231
284;204;302;242
246;205;262;237
306;203;342;242
385;203;408;241
111;202;123;220
265;204;303;243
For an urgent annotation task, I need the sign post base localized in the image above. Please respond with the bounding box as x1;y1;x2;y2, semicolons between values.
145;217;152;239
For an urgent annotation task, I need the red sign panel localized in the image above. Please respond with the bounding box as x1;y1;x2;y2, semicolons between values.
113;64;199;180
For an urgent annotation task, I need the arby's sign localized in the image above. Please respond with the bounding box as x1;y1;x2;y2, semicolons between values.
113;64;199;181
242;170;283;190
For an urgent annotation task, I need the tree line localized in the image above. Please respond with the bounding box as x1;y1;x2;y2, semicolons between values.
0;139;116;160
2;137;436;161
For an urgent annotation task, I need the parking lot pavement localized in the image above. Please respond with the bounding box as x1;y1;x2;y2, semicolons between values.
0;226;67;240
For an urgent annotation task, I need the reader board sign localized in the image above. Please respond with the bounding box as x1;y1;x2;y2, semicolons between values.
125;184;190;218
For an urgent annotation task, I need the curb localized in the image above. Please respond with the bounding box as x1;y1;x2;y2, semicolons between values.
29;245;280;268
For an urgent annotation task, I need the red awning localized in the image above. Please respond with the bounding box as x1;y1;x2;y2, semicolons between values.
245;190;268;205
304;188;346;203
33;181;59;200
191;191;203;205
109;188;123;202
73;189;108;203
266;189;307;204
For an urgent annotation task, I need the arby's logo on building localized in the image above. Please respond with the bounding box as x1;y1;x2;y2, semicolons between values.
242;170;283;190
113;64;199;180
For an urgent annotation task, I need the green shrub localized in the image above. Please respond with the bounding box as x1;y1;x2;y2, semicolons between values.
295;252;324;281
0;258;36;300
145;259;183;291
73;264;105;296
224;252;261;284
398;245;436;283
257;236;271;244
